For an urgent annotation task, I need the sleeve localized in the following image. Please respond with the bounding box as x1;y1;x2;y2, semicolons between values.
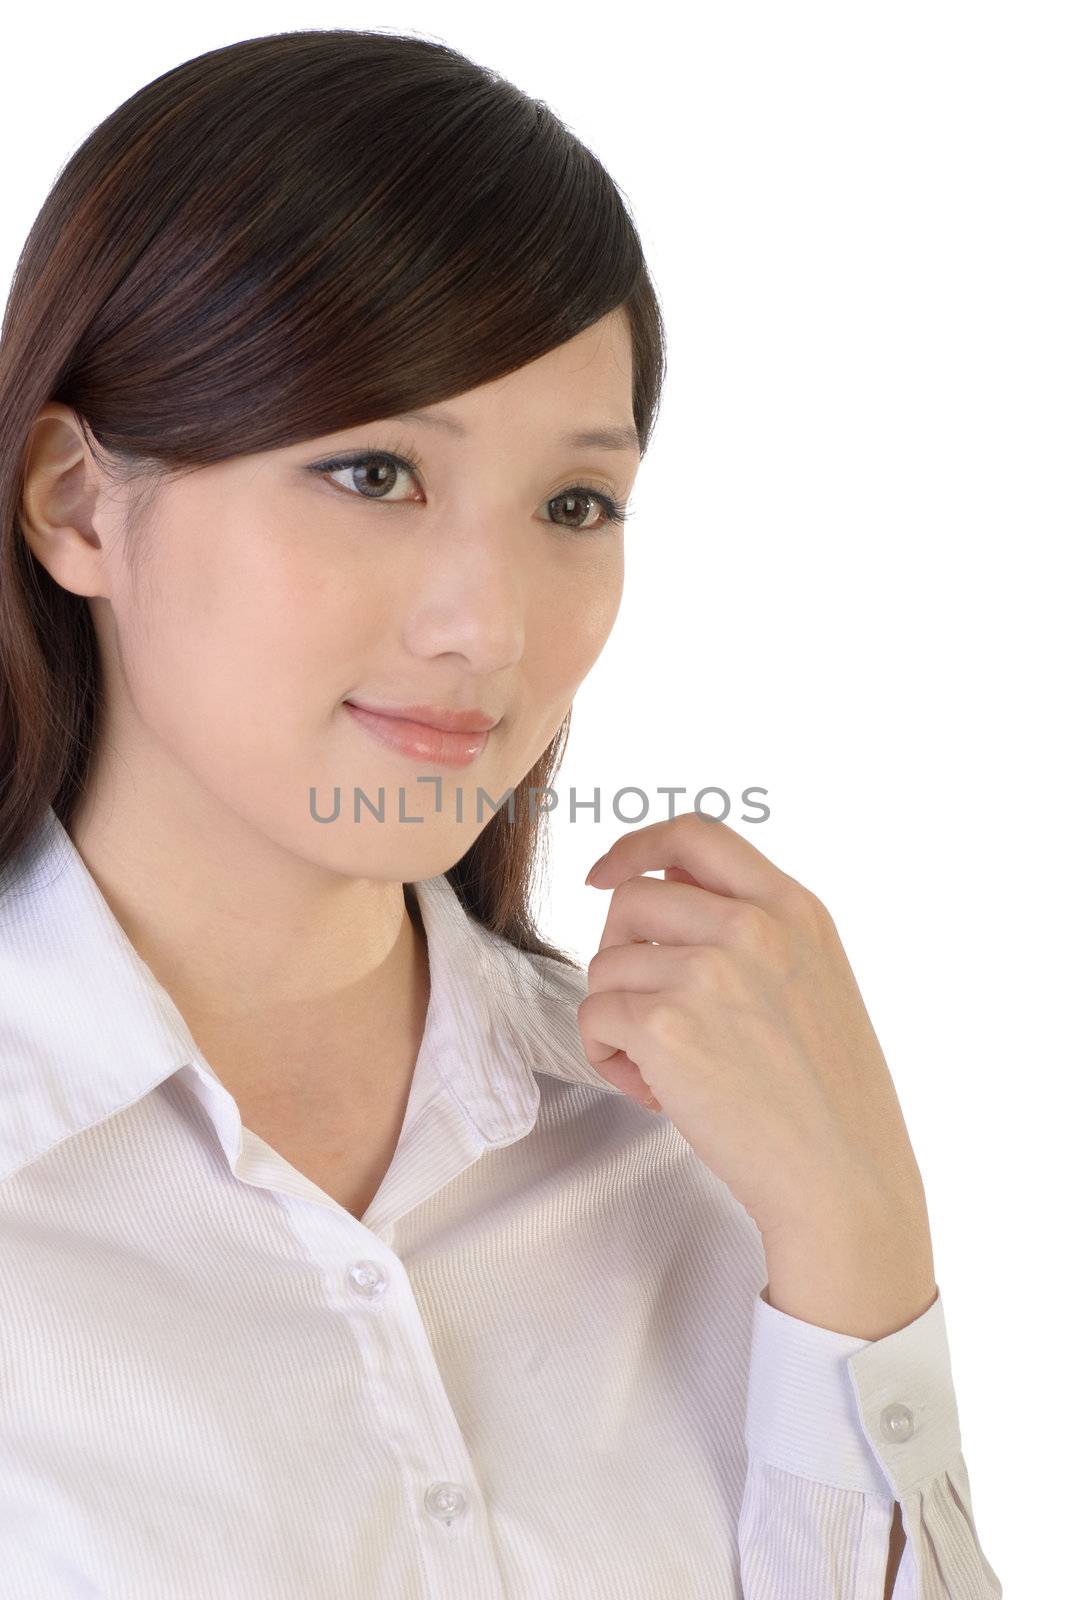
738;1283;1003;1598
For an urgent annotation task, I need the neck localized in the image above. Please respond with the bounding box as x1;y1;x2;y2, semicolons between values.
65;774;431;1112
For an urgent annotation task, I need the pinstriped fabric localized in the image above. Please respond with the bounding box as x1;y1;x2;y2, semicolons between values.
0;808;1002;1598
744;1294;1002;1596
739;1465;882;1592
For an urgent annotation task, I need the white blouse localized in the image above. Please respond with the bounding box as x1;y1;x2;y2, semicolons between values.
0;808;1002;1599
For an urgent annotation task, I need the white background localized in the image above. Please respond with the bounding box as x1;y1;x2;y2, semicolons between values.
4;4;1067;1591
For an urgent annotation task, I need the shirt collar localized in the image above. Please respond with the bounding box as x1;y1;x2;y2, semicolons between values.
0;807;618;1183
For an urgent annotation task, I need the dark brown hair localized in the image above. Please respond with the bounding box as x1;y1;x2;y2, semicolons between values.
0;28;666;966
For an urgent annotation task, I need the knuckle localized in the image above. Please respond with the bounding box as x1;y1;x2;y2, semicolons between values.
585;946;619;991
682;944;721;988
790;880;832;927
575;991;598;1027
722;900;770;949
620;872;649;903
643;998;681;1047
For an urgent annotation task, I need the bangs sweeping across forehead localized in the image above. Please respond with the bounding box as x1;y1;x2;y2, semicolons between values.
0;28;667;957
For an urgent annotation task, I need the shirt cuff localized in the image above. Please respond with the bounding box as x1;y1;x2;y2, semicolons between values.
744;1283;962;1499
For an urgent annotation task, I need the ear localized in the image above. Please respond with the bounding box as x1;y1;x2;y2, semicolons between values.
19;403;117;599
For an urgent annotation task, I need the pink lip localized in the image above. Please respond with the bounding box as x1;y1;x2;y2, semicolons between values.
346;700;499;733
342;703;492;768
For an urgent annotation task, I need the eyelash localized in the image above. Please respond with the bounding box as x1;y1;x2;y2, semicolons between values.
308;439;632;534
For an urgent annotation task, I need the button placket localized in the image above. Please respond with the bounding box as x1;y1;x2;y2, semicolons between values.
346;1262;472;1535
424;1482;469;1526
348;1259;388;1300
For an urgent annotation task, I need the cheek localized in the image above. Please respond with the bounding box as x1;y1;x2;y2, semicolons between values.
537;552;623;689
110;513;363;786
514;555;622;767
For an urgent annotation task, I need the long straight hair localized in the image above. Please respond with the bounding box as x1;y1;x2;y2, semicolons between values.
0;28;666;967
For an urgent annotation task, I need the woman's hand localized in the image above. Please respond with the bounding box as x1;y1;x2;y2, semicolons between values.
578;812;938;1338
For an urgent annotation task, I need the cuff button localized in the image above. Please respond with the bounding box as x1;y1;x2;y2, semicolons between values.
879;1402;916;1442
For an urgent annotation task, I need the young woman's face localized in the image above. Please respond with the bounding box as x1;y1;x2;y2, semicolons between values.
27;308;640;879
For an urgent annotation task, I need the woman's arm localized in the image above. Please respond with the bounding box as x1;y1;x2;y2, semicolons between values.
740;1280;1002;1598
580;813;1001;1594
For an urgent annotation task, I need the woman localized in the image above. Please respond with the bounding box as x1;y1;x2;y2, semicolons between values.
0;28;1001;1599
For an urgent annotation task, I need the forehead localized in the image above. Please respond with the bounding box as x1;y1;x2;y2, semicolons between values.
395;312;636;442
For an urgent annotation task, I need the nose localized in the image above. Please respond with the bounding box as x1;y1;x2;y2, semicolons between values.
402;540;525;675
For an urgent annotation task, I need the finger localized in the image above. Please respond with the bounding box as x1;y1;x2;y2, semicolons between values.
595;1050;664;1113
587;936;713;996
587;812;794;908
595;873;745;955
575;990;665;1113
663;864;701;887
577;987;648;1064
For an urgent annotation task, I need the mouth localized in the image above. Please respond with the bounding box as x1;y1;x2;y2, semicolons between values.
342;701;495;768
344;700;500;734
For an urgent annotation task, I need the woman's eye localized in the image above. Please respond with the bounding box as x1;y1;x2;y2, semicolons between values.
543;489;628;533
314;451;629;533
322;453;418;502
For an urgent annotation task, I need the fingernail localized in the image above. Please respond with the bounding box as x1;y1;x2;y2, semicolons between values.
585;853;608;885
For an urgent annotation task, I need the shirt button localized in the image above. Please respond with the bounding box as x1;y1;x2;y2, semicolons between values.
348;1260;388;1299
879;1402;916;1442
424;1482;468;1526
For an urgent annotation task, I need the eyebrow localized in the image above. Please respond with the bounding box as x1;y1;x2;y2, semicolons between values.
391;408;641;453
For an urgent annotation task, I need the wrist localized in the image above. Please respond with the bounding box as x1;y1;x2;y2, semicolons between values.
761;1191;937;1341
